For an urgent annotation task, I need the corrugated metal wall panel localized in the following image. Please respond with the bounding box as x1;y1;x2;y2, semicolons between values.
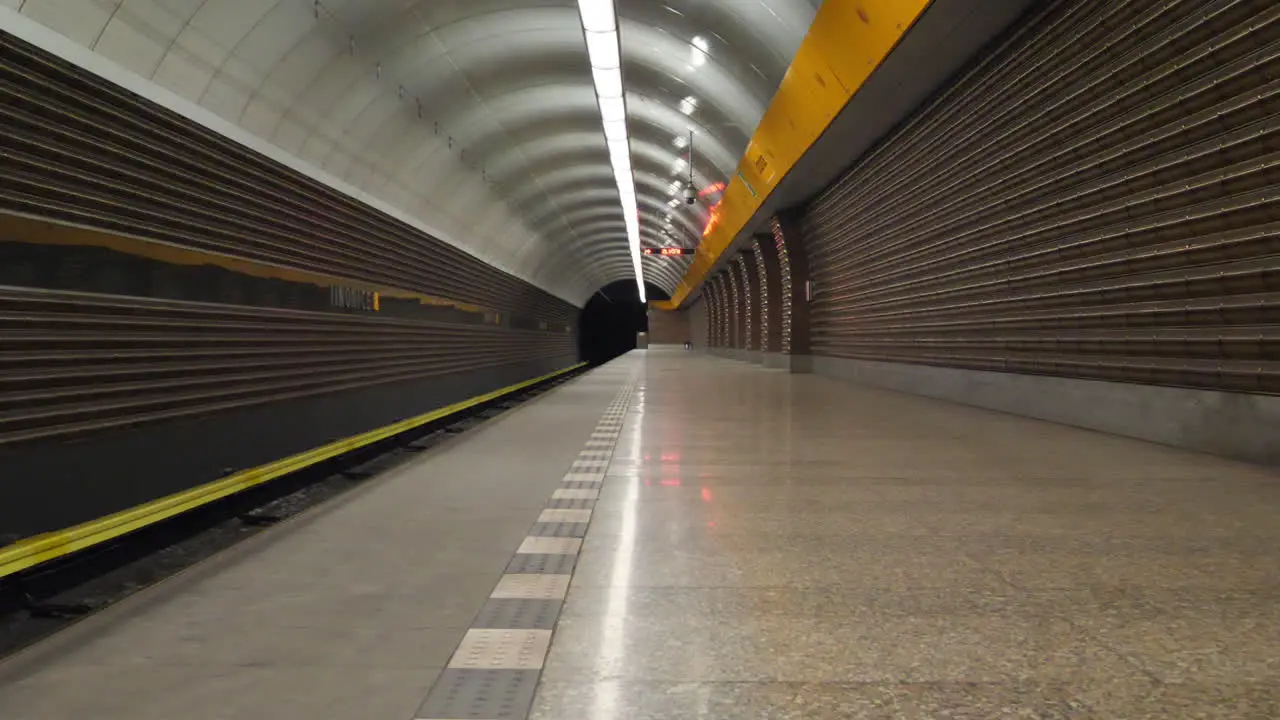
690;296;708;348
800;0;1280;394
0;30;575;325
0;287;574;447
0;29;579;449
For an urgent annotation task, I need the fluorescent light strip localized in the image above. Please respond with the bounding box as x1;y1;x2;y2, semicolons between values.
578;0;645;303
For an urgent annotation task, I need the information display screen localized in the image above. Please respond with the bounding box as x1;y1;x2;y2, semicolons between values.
641;247;695;256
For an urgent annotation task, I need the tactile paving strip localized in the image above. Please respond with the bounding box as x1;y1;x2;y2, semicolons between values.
552;488;600;500
537;508;592;524
417;669;541;720
570;460;609;470
528;521;589;538
505;553;576;575
448;629;552;669
471;599;564;630
544;498;595;509
416;377;636;720
490;574;571;600
516;536;581;555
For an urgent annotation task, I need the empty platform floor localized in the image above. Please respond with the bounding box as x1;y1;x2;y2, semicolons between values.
2;349;1279;719
528;350;1280;718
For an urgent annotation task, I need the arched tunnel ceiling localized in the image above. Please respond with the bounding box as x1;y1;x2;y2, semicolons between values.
3;0;820;306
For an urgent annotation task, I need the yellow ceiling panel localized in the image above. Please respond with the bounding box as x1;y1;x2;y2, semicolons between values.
654;0;931;310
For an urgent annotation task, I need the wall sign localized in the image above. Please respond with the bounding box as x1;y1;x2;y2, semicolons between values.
329;285;379;312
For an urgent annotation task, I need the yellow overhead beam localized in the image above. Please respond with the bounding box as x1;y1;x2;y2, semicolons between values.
652;0;930;310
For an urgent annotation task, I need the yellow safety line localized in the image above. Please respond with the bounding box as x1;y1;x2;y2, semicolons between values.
0;362;587;578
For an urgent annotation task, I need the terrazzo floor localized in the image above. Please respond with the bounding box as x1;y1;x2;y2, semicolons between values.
530;350;1280;719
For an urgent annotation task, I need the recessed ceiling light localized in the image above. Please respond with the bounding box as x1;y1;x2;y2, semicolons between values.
690;35;709;68
577;0;644;302
579;0;616;32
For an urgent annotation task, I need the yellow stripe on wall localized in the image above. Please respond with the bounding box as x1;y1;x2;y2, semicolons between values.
0;213;486;314
0;362;586;579
653;0;931;310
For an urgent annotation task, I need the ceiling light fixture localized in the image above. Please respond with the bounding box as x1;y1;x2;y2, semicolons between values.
577;0;644;303
690;35;709;68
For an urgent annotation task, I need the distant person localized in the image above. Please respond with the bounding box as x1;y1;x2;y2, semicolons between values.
684;341;691;350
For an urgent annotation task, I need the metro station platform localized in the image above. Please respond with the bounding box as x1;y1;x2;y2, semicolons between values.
1;348;1278;719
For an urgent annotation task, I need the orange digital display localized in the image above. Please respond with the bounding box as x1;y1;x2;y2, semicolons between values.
642;247;695;256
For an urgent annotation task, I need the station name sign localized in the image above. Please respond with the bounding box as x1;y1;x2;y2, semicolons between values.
330;285;379;312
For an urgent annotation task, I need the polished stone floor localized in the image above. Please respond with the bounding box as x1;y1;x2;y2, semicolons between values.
530;349;1280;719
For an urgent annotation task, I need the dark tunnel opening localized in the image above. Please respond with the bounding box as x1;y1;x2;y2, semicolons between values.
578;281;669;366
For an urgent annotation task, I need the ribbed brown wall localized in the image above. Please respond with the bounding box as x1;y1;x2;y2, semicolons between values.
689;296;709;348
647;307;691;345
0;31;580;539
711;275;729;347
800;0;1280;395
705;281;718;347
738;256;760;351
726;265;743;349
0;288;573;449
0;29;579;446
0;30;574;325
753;237;780;353
771;214;809;356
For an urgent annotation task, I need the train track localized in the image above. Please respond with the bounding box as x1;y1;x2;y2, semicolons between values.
0;365;587;660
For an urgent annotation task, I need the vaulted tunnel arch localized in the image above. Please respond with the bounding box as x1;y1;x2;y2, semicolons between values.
4;0;819;303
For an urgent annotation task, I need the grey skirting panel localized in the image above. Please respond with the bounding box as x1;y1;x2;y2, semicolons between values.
706;349;813;373
811;356;1280;467
708;348;763;365
0;356;576;541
